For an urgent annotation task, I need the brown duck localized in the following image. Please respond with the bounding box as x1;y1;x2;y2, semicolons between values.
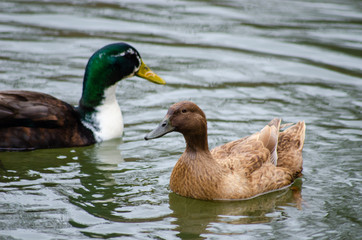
145;101;306;200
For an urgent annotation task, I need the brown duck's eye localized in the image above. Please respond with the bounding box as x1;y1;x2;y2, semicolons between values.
181;109;187;113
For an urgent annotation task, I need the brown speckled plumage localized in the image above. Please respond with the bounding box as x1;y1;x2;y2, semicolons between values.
147;101;306;200
0;91;95;151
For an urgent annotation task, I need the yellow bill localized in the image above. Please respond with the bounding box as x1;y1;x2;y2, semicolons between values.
136;60;166;85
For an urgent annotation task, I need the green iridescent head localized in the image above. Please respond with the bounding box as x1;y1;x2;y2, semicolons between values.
79;42;165;110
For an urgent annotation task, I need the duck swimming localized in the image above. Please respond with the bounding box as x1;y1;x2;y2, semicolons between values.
145;101;305;200
0;42;165;151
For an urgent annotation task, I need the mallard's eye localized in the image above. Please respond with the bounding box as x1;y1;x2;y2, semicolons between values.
181;109;187;113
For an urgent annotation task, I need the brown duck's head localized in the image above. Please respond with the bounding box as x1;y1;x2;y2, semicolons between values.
144;101;207;140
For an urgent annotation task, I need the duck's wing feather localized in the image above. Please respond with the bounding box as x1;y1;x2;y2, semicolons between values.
0;91;95;150
0;90;75;128
257;118;280;165
210;118;281;175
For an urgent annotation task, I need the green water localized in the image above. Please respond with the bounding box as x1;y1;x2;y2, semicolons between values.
0;0;361;239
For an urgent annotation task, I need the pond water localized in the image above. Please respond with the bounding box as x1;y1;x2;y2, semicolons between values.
0;0;361;239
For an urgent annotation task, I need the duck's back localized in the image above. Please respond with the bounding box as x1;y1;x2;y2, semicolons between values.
0;91;95;151
210;119;305;199
211;118;281;176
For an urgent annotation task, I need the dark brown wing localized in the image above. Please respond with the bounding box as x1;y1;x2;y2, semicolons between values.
0;90;69;127
0;90;95;150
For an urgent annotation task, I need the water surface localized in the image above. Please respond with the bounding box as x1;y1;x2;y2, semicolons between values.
0;0;361;239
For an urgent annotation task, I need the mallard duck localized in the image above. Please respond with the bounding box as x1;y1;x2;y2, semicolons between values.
145;101;305;200
0;42;165;151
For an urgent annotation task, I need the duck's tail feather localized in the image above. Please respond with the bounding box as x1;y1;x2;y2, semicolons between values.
277;121;306;178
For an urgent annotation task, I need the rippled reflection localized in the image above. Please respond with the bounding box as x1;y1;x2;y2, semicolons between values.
169;181;303;239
